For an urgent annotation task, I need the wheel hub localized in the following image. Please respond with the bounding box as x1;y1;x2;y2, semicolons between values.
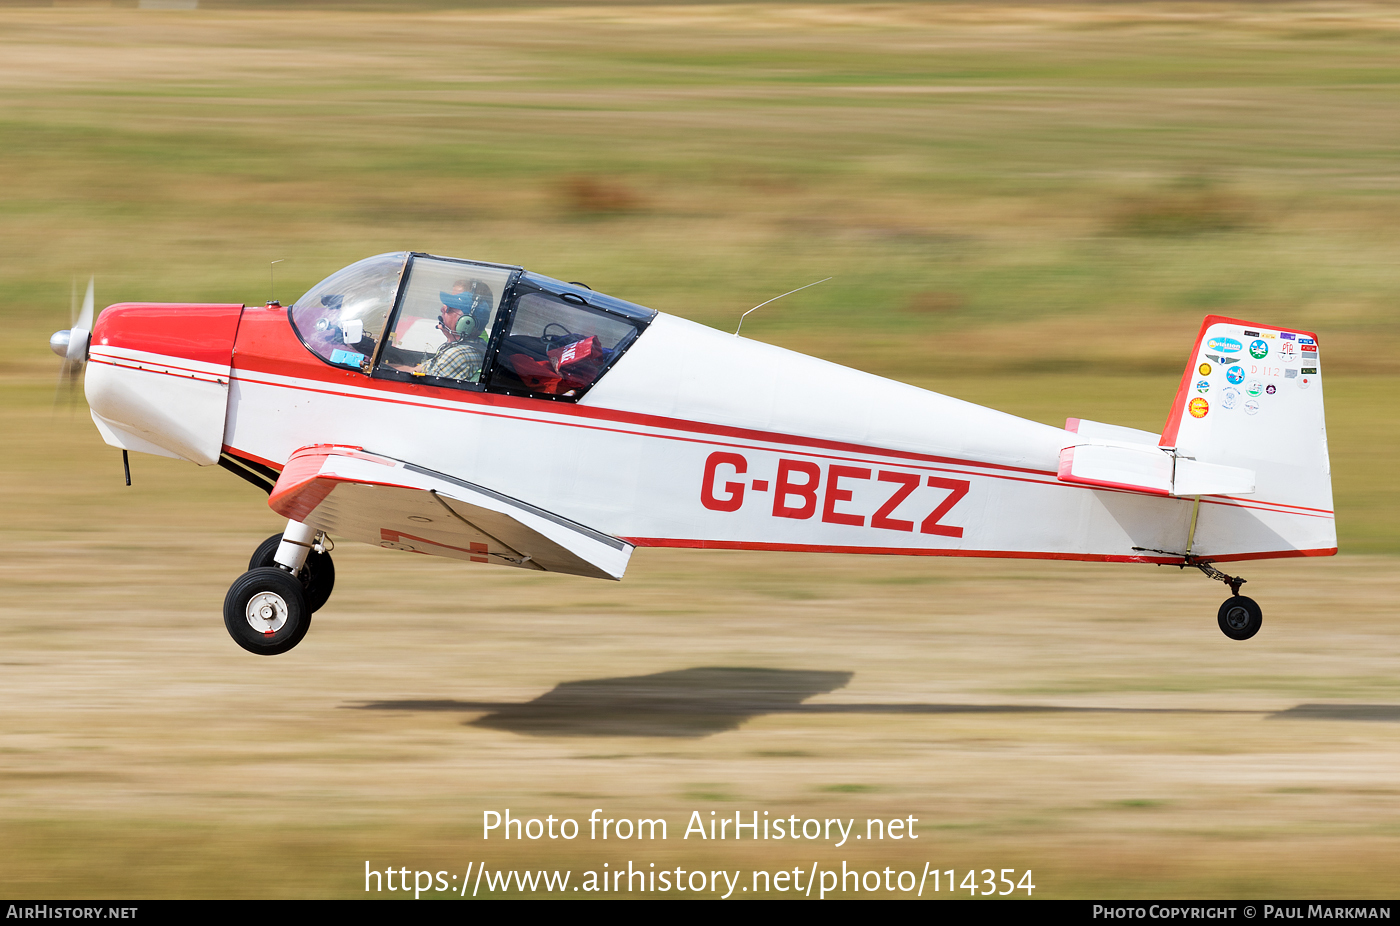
1224;605;1251;630
245;591;288;634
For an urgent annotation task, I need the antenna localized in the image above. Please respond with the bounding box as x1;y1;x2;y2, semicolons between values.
734;277;831;337
269;258;285;305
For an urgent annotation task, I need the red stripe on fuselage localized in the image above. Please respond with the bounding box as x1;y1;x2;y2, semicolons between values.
621;538;1338;564
88;350;227;382
230;371;1067;494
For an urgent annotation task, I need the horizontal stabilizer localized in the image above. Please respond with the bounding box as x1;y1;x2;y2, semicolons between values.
1057;441;1174;496
268;445;634;580
1058;439;1257;498
1172;458;1255;497
1065;418;1161;446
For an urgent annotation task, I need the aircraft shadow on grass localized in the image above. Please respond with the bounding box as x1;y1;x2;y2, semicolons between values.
350;667;1400;738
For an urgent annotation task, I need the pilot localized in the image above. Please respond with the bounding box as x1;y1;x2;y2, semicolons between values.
414;280;492;381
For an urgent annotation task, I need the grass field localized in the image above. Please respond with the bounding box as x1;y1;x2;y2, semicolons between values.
2;1;1399;898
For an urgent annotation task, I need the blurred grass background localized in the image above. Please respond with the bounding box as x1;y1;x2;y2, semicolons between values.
2;1;1400;898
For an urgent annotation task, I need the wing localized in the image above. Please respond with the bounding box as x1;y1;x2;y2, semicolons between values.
267;445;633;580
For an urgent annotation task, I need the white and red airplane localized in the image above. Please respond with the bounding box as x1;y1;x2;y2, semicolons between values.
50;252;1334;654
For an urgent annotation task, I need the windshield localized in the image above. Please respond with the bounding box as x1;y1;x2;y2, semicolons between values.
375;256;514;387
290;252;408;371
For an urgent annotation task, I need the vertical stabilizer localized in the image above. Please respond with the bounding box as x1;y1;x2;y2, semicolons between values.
1159;315;1334;556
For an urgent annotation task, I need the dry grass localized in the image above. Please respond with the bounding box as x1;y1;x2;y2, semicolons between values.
3;532;1400;897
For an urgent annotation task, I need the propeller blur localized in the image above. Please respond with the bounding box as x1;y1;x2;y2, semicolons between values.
50;276;95;408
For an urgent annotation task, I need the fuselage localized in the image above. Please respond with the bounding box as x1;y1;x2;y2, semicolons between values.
83;254;1336;571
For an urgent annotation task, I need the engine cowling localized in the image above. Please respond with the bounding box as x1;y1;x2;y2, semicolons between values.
85;303;244;466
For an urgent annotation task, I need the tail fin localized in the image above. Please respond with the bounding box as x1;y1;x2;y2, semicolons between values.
1159;315;1335;558
1058;315;1335;560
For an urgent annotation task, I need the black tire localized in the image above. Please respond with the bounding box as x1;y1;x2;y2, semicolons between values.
1217;595;1263;641
249;532;335;613
224;567;311;656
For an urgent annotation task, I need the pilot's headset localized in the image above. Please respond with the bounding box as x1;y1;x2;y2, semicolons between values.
442;281;494;338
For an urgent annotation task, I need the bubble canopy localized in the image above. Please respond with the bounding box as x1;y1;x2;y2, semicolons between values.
286;252;657;402
289;252;409;371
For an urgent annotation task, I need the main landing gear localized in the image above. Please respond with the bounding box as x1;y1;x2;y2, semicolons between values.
223;520;335;655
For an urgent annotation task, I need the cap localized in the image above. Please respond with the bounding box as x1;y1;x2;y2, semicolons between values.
440;290;482;313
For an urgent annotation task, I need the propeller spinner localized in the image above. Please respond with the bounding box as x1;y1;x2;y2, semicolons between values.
51;277;94;405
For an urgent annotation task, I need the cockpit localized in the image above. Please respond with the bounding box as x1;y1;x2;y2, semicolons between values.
288;252;656;401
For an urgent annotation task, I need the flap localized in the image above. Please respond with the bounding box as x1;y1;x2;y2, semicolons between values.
268;445;633;580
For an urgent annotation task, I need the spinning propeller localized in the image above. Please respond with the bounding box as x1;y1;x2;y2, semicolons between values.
50;276;94;408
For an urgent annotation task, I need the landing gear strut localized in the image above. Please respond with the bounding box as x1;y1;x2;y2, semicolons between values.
1132;548;1262;640
1135;493;1264;641
223;520;335;655
248;530;336;613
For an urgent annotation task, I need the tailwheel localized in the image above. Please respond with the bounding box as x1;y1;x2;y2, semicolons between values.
1217;595;1263;641
224;567;311;656
250;532;335;613
1185;555;1262;641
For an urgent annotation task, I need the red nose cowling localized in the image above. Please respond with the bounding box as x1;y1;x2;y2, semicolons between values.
86;303;245;466
90;303;244;365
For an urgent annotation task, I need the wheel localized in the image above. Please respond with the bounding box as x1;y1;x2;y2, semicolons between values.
249;532;335;613
224;567;311;656
1217;595;1263;641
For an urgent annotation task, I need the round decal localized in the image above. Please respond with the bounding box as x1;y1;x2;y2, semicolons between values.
1266;384;1276;395
1195;379;1210;394
1199;362;1212;376
1221;387;1240;410
1246;381;1263;397
1299;375;1311;390
1249;339;1269;359
1189;397;1209;418
1279;342;1296;363
1245;399;1260;415
1226;365;1245;385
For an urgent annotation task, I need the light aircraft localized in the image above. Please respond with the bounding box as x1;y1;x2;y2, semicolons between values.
49;252;1334;655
